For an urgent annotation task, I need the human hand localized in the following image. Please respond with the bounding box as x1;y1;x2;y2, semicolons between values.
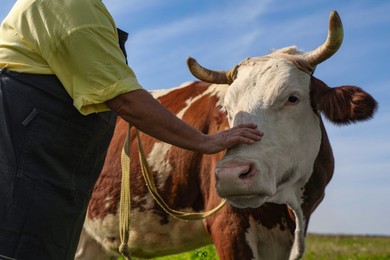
200;123;263;154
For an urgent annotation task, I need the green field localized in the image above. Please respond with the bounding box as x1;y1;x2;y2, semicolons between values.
304;234;390;260
126;234;390;260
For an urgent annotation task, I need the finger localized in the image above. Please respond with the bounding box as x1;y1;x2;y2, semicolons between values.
242;131;263;141
230;126;263;138
225;131;263;147
234;123;258;129
224;135;256;148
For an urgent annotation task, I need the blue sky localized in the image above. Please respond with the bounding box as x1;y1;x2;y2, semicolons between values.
2;0;389;235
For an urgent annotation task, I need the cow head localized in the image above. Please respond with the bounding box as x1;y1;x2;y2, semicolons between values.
188;11;377;210
187;12;376;253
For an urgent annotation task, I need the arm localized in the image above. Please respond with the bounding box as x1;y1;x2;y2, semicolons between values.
106;89;262;154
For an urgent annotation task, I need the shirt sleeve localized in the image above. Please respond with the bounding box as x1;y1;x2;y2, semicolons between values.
47;25;142;115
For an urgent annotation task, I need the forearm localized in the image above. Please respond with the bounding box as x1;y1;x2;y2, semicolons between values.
107;89;263;154
106;89;206;151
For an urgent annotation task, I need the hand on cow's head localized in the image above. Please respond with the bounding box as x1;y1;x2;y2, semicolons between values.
310;76;378;125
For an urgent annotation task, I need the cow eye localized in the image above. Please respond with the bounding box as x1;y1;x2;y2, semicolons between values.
287;95;300;104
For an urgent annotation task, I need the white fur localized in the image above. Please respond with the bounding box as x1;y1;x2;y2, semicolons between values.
147;142;173;189
80;207;211;259
245;216;293;260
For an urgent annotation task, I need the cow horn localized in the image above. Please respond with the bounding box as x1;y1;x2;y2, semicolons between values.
305;11;344;66
187;57;235;84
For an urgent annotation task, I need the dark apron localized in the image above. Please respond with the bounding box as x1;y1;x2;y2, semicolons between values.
0;29;128;260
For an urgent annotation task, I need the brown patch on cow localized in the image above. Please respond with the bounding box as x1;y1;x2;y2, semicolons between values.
88;118;127;219
310;76;378;125
301;117;334;227
203;203;295;260
158;81;211;114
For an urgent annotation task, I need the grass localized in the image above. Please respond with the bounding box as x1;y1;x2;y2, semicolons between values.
304;234;390;260
123;246;216;260
122;234;390;260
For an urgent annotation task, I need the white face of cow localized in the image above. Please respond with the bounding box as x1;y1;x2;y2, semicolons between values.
216;54;321;209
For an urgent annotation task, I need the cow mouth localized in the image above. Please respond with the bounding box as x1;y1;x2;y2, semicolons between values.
225;194;267;209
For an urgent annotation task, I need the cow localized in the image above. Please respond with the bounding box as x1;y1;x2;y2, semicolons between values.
75;11;377;260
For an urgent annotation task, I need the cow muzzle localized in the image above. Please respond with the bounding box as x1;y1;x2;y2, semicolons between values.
215;161;275;208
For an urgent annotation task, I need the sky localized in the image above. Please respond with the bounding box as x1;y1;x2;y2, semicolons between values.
1;0;389;236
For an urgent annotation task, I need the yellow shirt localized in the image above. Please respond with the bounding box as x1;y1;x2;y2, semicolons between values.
0;0;142;115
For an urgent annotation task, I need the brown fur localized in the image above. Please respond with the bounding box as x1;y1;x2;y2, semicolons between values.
310;77;378;125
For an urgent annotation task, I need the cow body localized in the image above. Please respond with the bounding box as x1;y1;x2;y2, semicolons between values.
76;11;377;260
82;82;226;258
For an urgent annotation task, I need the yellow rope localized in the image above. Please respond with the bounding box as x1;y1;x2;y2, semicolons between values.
135;129;227;221
119;127;132;259
118;124;226;257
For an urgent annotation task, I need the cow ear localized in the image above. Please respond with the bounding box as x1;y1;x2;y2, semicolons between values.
310;77;378;125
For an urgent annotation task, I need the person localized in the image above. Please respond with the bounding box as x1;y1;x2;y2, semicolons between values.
0;0;262;259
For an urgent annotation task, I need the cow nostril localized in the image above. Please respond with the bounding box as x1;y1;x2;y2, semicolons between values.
239;170;250;179
239;164;255;180
215;163;256;182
